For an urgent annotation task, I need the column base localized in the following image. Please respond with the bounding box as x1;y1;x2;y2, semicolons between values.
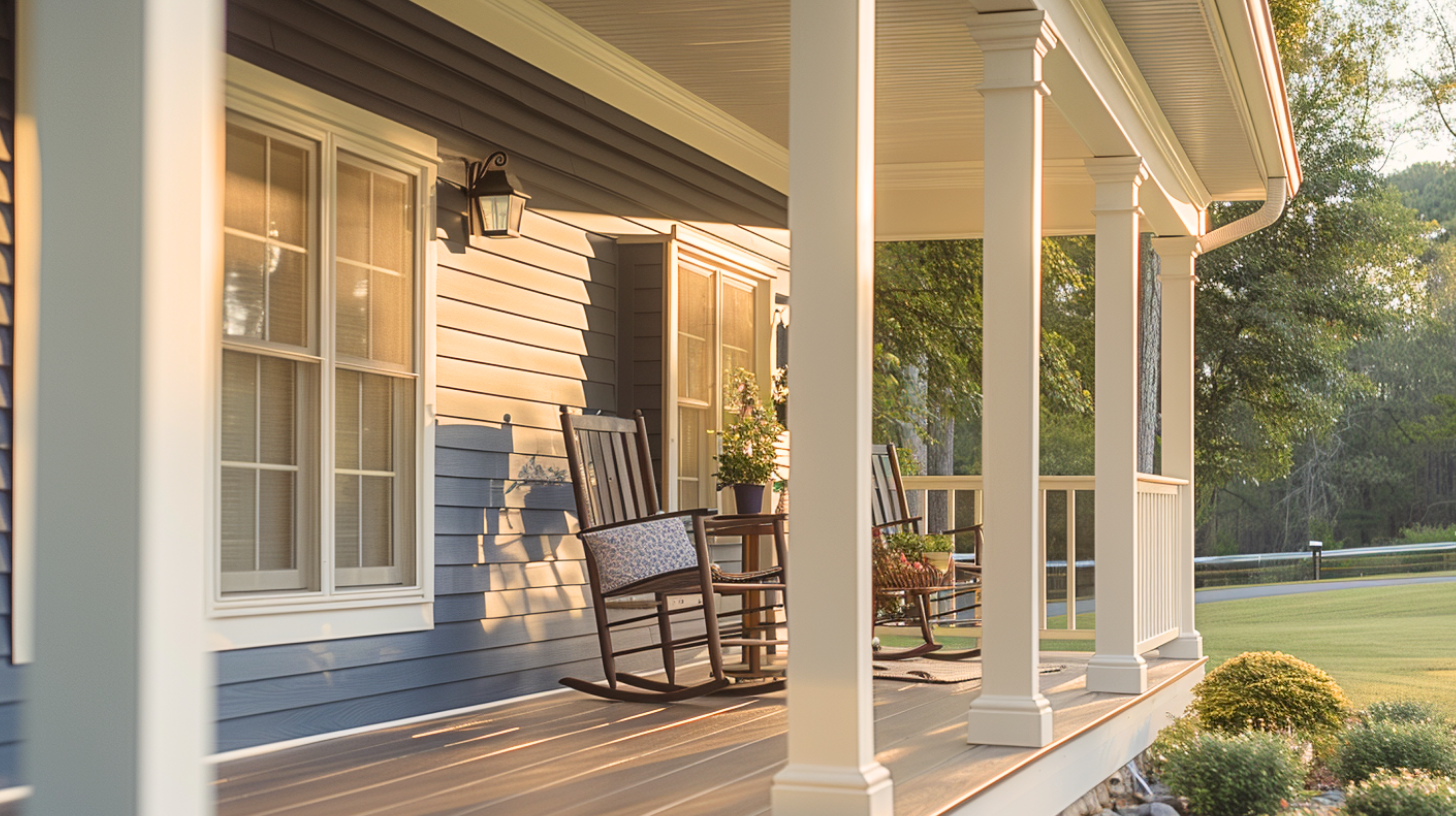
1086;653;1148;694
1158;632;1204;660
966;693;1054;747
771;762;894;816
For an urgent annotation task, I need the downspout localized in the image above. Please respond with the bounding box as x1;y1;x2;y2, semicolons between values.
1198;176;1288;252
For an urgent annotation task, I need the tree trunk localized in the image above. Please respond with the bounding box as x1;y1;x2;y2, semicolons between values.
1138;234;1161;474
899;360;929;520
926;403;954;533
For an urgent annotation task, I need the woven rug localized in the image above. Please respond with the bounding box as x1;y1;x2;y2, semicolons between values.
872;659;1065;685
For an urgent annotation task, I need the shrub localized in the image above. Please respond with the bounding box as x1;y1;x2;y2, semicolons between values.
1331;721;1456;783
1192;651;1352;736
1144;714;1202;778
1344;769;1456;816
1161;731;1303;816
1361;699;1447;727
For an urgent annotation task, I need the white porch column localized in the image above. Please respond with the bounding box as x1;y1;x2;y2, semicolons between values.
772;1;891;814
964;10;1058;749
1086;157;1150;695
1152;236;1204;660
28;1;221;814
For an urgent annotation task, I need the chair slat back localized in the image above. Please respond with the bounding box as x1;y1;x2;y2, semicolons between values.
561;409;661;530
870;443;919;534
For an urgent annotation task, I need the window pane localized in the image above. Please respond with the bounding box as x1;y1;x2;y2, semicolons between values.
361;372;395;472
679;405;706;509
225;125;266;235
221;350;257;462
335;369;360;470
336;162;371;264
223;234;266;340
362;476;394;568
221;467;257;573
371;269;409;366
269;140;309;247
678;266;714;403
259;356;298;465
258;470;297;571
336;263;370;359
267;248;308;348
335;473;360;570
371;173;410;274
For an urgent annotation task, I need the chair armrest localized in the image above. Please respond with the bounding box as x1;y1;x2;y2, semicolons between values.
873;517;922;531
579;508;716;536
940;523;982;535
704;512;787;537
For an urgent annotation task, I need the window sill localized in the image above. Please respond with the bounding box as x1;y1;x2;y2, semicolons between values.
207;597;433;651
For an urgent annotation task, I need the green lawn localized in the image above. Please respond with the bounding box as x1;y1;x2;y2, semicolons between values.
1198;581;1456;718
879;581;1456;717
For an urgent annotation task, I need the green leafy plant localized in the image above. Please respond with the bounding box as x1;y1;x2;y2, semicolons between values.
1160;731;1303;816
713;369;784;487
920;533;953;553
1344;769;1456;816
1331;721;1456;784
1192;651;1352;737
1361;699;1448;727
1144;714;1204;778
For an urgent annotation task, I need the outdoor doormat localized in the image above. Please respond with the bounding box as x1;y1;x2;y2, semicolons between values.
872;660;1065;685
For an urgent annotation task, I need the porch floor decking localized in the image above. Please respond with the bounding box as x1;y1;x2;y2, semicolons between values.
200;653;1201;816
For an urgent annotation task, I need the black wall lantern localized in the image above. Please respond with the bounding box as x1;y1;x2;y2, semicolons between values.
466;152;530;238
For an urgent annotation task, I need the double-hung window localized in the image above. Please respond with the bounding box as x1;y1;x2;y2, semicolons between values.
666;241;773;511
213;59;436;648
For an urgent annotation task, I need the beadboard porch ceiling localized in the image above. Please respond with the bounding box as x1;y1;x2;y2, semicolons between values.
415;0;1297;240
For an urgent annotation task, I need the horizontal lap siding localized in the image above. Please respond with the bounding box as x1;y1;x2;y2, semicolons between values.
216;0;785;751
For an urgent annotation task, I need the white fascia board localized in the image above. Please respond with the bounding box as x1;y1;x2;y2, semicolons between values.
408;0;789;194
1037;0;1207;235
1208;0;1301;196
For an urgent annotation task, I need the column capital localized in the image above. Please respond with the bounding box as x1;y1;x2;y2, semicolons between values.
1085;157;1148;213
969;10;1060;93
1152;234;1202;259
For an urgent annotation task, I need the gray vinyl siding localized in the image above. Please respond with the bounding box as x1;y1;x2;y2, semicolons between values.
0;0;20;786
616;241;666;485
215;0;786;751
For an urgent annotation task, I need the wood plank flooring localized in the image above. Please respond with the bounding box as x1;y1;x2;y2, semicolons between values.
0;653;1202;816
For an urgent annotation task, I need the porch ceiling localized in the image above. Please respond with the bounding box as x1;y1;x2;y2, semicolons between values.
428;0;1297;239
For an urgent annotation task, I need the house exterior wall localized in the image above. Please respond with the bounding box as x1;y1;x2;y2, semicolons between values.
213;0;788;751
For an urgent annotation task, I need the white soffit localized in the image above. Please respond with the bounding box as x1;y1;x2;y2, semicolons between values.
1101;0;1266;200
418;0;1288;232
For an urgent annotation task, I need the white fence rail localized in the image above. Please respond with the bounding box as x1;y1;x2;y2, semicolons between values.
1135;475;1183;652
898;473;1188;650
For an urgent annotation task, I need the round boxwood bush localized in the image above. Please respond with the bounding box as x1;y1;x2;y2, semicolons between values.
1344;769;1456;816
1331;720;1456;784
1192;651;1352;736
1161;731;1303;816
1361;699;1447;727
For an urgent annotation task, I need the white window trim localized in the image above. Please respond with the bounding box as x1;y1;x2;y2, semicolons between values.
209;57;438;651
658;225;776;512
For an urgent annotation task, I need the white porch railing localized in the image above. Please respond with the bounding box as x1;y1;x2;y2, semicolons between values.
1135;474;1185;652
896;473;1188;650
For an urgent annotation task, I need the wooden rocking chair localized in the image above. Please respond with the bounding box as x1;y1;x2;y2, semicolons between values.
558;408;788;703
871;443;984;661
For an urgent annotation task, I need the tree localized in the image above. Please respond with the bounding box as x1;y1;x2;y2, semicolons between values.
1193;0;1428;506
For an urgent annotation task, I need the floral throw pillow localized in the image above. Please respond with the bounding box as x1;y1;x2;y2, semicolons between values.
582;516;699;593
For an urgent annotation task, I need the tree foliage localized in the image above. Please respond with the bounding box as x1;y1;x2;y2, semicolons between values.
1194;0;1427;496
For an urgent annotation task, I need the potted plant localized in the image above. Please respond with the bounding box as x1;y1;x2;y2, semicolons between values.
715;368;784;514
881;529;954;574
